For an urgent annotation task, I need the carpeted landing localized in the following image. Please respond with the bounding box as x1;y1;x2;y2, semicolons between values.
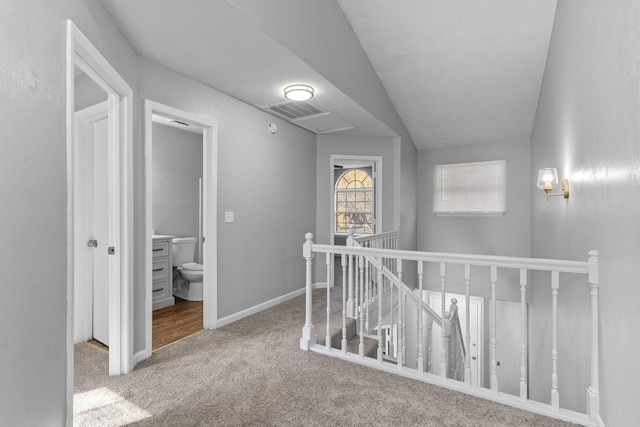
74;288;577;426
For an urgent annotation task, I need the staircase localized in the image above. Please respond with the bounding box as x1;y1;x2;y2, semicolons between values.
299;230;601;426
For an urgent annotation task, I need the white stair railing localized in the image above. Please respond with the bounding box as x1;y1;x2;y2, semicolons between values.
300;232;600;427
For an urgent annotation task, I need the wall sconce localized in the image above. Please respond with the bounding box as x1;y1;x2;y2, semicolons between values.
537;168;570;201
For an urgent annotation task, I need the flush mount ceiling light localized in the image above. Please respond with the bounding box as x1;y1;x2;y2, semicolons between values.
537;168;570;201
284;84;314;101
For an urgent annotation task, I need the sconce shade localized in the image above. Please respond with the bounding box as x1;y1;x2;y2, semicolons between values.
537;168;559;190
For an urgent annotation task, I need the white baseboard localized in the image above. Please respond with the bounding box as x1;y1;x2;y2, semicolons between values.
215;287;307;328
133;348;151;366
311;282;337;289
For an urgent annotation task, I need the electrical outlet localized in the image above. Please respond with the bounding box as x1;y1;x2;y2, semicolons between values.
224;211;234;223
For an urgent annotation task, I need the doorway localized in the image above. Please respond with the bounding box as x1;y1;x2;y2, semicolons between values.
66;18;134;390
142;100;218;362
73;99;110;347
330;155;383;246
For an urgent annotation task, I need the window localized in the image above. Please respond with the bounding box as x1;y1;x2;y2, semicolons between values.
434;160;507;216
335;168;374;234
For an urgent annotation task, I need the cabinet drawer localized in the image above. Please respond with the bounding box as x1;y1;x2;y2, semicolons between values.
152;278;169;300
152;258;169;280
152;241;170;259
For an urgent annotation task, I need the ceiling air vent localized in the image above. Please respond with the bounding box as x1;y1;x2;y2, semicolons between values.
265;100;323;120
263;101;354;134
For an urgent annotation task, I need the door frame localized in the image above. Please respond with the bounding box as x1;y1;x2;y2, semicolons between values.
142;99;218;361
329;155;383;245
73;101;108;343
66;16;134;402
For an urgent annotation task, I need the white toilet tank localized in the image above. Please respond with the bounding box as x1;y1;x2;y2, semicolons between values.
172;237;197;266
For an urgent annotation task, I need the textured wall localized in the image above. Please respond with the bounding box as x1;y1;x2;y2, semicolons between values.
0;0;139;424
530;0;640;422
417;139;531;301
137;58;317;326
227;0;418;253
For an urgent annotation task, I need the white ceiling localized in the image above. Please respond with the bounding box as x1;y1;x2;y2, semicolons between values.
338;0;557;149
100;0;557;149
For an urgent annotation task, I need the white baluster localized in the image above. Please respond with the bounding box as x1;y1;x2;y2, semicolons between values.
587;250;600;422
397;259;404;369
359;255;365;359
341;254;347;354
427;317;433;373
365;258;370;333
440;262;447;378
519;268;528;400
325;252;332;350
464;264;471;386
346;232;355;318
377;256;384;363
490;266;498;393
402;292;407;367
551;270;560;410
300;233;316;350
355;255;360;320
418;261;424;374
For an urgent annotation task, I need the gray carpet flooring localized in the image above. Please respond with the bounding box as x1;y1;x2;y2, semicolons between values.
74;288;576;426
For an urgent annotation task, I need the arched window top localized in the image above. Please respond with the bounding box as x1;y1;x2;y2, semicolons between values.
336;169;372;190
335;168;374;234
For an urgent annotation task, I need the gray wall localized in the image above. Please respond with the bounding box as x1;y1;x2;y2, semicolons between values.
315;135;400;284
530;0;640;422
0;0;139;424
137;57;317;331
75;72;107;111
227;0;418;253
316;135;398;244
417;139;531;301
152;123;203;248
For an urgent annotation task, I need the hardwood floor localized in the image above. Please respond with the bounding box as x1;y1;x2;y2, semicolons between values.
153;298;203;351
86;298;203;352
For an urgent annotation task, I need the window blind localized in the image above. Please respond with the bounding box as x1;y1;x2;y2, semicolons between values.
434;160;507;215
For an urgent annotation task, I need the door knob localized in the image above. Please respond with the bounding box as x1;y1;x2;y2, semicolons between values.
472;356;476;360
87;239;98;248
496;361;501;366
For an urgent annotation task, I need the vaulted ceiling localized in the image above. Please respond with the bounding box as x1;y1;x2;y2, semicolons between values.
101;0;557;150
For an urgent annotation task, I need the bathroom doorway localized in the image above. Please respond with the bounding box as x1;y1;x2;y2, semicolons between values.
143;100;218;360
66;20;134;382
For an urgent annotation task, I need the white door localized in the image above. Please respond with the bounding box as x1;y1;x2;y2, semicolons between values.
428;292;483;387
494;300;526;396
91;117;110;346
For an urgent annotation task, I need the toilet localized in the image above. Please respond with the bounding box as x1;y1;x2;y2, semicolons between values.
171;237;204;301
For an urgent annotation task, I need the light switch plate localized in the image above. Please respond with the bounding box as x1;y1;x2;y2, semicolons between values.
224;211;234;223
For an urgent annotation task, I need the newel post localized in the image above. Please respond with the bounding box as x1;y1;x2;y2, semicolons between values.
586;250;600;422
300;233;317;350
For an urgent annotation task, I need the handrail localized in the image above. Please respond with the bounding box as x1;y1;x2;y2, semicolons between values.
350;230;442;325
379;262;442;327
300;232;600;425
353;229;399;243
308;243;589;274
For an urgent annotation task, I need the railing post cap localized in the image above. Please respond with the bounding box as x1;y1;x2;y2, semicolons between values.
451;297;458;305
305;232;314;242
588;250;599;258
348;230;355;237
